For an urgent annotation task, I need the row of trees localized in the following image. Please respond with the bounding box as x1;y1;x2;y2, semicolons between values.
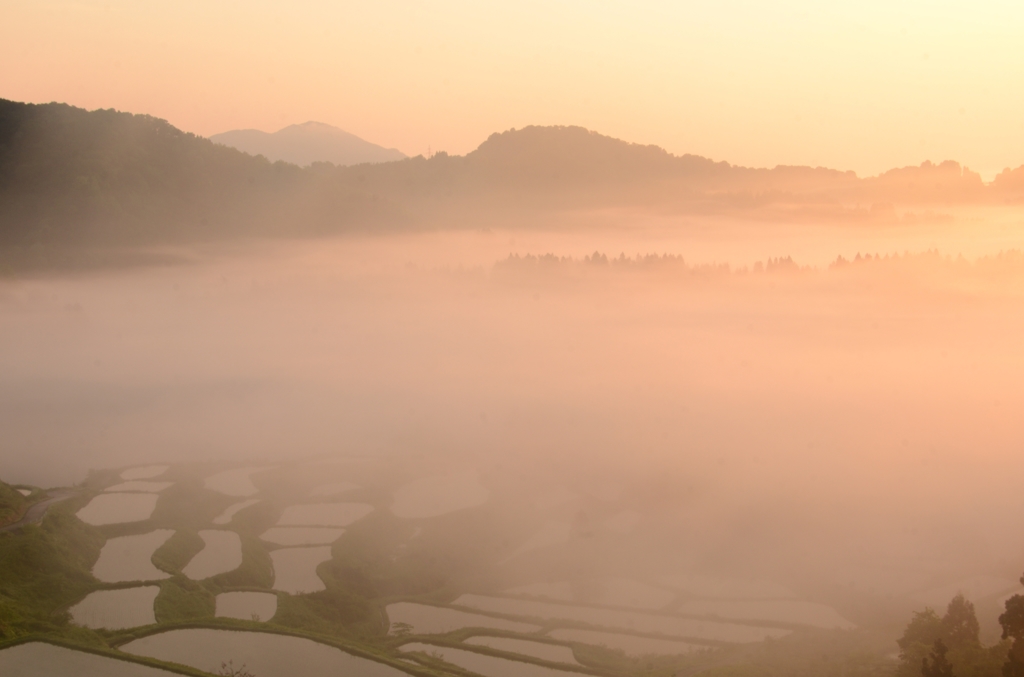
898;574;1024;677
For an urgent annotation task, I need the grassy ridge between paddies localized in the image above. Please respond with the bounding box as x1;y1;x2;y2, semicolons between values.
0;479;29;528
0;467;442;676
0;495;103;641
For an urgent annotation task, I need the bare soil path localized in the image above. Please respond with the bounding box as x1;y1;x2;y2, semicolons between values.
0;488;78;533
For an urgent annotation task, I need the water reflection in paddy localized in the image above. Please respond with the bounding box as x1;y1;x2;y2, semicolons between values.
401;643;578;677
70;586;160;629
182;530;243;579
547;629;701;657
386;602;540;635
92;529;174;582
76;493;159;526
0;642;177;677
464;636;580;665
270;546;332;593
212;498;260;525
453;595;790;643
121;629;409;677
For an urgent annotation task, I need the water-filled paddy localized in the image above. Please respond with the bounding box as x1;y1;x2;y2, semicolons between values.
391;472;489;518
216;592;278;621
464;636;580;665
204;467;269;497
212;498;260;525
70;586;159;629
401;643;579;677
547;629;701;656
276;502;373;527
260;527;344;546
104;481;173;493
92;529;174;582
0;642;178;677
386;602;540;635
121;629;409;677
676;599;855;629
182;530;243;579
120;465;169;480
16;488;31;496
270;546;332;593
76;493;159;526
309;481;358;496
507;578;674;610
453;595;790;643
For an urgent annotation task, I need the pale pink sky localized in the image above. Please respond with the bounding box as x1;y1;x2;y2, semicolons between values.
2;0;1023;178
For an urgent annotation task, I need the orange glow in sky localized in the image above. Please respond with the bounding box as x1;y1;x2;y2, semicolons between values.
2;0;1023;177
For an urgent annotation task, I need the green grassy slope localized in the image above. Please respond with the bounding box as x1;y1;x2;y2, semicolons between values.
0;480;26;528
0;499;103;641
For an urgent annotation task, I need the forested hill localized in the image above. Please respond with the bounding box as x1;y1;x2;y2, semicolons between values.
0;99;345;248
2;98;1024;252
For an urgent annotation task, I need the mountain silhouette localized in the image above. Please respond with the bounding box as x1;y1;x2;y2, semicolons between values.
210;121;406;167
2;98;1022;266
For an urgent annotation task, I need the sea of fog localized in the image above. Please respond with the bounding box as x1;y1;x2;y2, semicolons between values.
3;209;1024;623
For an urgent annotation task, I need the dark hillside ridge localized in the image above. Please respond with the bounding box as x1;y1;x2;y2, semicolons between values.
316;124;1010;205
0;99;397;248
1;99;1022;254
211;121;406;167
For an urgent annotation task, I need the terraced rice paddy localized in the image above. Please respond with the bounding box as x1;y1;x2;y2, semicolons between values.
270;546;332;593
676;599;855;629
121;629;409;677
216;592;278;621
507;578;675;610
391;472;489;518
0;642;178;677
260;527;344;546
659;574;794;600
452;595;791;643
212;498;260;525
92;529;174;582
276;502;373;527
464;636;580;665
182;530;243;579
103;481;173;493
120;465;169;480
547;629;701;657
309;482;358;496
401;643;581;677
204;467;269;497
386;602;541;635
76;493;159;526
70;586;160;629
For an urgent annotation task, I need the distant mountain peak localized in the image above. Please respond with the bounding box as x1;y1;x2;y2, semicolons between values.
283;121;345;132
210;122;405;167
